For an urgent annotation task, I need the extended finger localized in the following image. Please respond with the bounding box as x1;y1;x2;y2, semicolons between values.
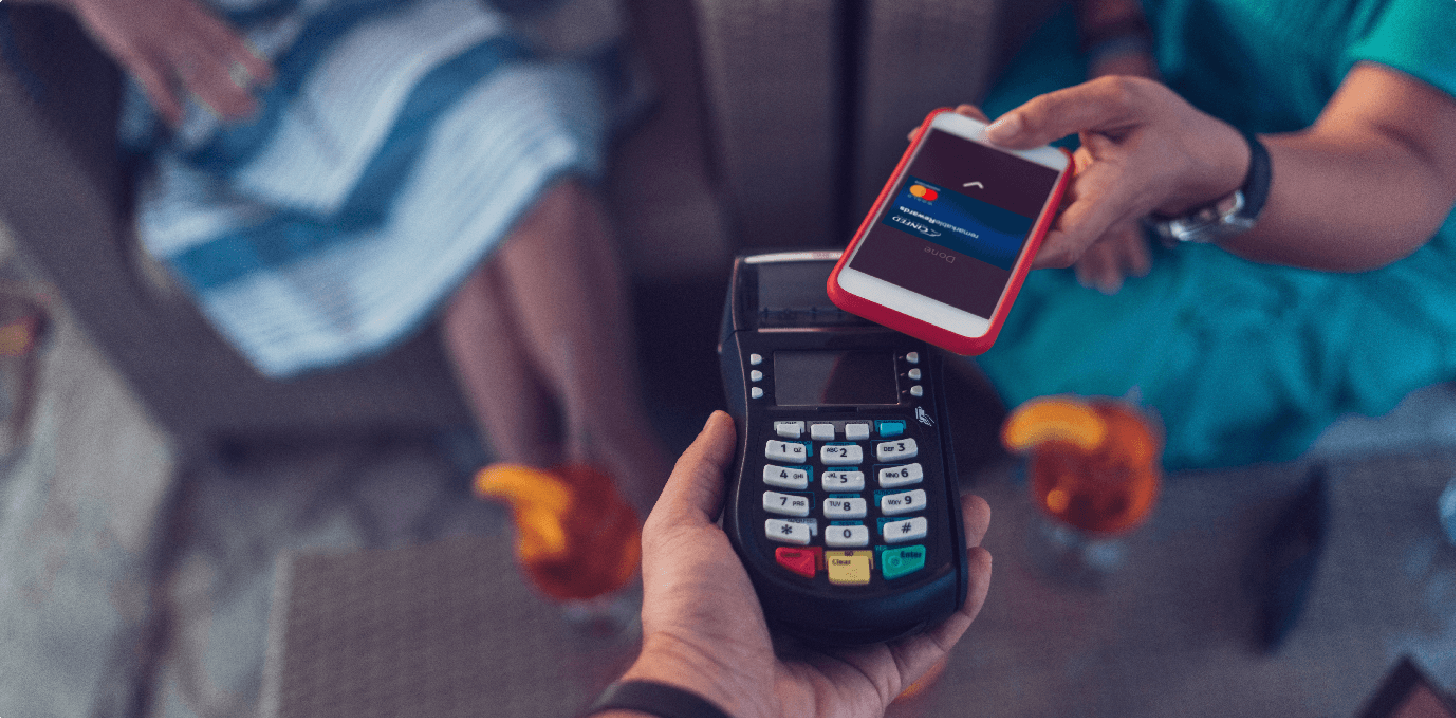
1120;225;1153;279
192;11;274;87
234;45;275;87
126;50;186;126
1074;241;1112;292
173;42;259;119
647;411;738;530
985;76;1156;149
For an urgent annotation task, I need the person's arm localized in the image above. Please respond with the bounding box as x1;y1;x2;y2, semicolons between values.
983;62;1456;273
1224;64;1456;270
588;411;994;718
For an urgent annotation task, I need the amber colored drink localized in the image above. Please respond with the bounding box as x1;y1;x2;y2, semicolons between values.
476;463;641;601
1026;401;1162;535
524;464;642;600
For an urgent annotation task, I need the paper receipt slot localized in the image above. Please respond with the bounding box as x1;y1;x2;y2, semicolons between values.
718;250;968;646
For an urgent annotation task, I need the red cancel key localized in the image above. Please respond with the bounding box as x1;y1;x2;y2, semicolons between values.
775;547;820;578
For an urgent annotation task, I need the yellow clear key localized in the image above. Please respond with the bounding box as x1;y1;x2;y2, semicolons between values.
826;550;873;586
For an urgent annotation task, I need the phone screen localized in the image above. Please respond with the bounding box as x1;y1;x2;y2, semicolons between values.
848;128;1061;319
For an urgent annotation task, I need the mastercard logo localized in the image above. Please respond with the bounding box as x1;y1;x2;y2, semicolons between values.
908;184;939;201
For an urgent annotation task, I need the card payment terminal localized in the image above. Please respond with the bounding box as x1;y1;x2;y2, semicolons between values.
718;250;968;646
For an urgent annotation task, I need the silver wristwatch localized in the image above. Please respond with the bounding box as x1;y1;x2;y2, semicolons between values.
1147;131;1271;245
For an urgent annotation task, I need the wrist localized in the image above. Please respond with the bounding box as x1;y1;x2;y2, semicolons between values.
585;680;735;718
1167;118;1251;215
618;637;748;718
1150;129;1272;244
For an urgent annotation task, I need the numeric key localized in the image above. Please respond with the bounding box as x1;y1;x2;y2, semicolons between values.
821;470;865;491
825;524;869;548
763;491;811;517
823;497;868;519
879;489;926;516
876;439;918;462
765;440;810;463
877;462;924;488
763;464;810;489
820;443;864;465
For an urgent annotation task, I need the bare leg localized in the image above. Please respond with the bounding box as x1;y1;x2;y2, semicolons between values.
443;249;563;469
442;180;671;513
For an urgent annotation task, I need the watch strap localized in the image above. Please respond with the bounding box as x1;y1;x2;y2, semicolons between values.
1238;130;1272;220
585;680;734;718
1150;129;1272;244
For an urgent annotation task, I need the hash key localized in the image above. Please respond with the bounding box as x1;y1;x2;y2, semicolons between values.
882;516;928;543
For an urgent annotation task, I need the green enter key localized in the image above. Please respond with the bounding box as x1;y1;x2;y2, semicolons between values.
881;544;926;579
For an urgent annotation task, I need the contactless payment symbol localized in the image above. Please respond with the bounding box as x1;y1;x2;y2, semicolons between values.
908;184;938;201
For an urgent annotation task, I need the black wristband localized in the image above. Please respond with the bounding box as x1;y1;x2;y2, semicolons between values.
1239;130;1272;221
585;680;734;718
1147;129;1273;244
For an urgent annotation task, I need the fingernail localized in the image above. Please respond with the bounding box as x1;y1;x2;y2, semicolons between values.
985;113;1021;143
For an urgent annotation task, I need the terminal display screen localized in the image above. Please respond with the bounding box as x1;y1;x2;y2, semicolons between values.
773;351;898;406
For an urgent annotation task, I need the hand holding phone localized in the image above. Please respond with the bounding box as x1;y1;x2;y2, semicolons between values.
830;109;1072;355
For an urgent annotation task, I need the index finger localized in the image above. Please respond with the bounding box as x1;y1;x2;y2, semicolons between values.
986;76;1156;149
646;411;738;530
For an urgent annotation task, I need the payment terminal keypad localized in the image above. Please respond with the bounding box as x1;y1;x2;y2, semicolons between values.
760;419;931;586
719;253;964;646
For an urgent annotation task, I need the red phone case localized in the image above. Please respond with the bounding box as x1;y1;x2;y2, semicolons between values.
828;108;1073;355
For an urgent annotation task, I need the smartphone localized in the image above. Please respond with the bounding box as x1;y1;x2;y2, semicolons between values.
829;109;1072;355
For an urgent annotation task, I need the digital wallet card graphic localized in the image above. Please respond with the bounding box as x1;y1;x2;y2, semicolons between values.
879;177;1034;270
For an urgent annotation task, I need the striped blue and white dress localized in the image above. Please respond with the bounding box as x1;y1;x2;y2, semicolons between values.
123;0;643;378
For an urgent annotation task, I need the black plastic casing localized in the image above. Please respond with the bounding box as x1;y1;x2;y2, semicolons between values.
717;251;968;646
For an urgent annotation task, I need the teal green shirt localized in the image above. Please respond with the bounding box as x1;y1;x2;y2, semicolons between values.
977;0;1456;468
1148;0;1456;133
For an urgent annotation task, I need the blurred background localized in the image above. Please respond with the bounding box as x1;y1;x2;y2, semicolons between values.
1;0;1454;716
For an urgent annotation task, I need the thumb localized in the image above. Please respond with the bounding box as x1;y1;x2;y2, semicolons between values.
985;76;1152;148
646;411;739;530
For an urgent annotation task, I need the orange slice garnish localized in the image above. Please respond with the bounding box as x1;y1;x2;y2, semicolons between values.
1001;396;1108;453
474;465;572;561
